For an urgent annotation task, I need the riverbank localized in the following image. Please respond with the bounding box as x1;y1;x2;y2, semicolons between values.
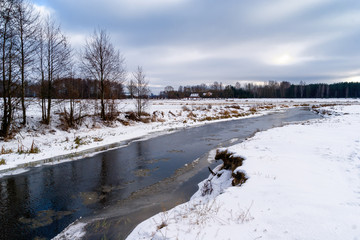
2;98;355;176
126;104;360;240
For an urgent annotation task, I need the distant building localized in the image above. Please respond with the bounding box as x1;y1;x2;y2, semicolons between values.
189;93;200;99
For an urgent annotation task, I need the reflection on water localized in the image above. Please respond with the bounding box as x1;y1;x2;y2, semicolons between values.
0;108;319;240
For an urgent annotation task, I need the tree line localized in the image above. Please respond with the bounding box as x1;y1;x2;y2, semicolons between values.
1;0;149;138
160;81;360;99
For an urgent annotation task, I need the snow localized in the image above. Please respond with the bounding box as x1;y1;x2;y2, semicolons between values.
3;98;354;175
52;220;86;240
126;104;360;240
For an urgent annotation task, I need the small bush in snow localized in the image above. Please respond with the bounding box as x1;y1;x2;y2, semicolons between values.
0;158;6;165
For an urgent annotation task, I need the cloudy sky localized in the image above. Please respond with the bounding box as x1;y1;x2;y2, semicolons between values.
33;0;360;93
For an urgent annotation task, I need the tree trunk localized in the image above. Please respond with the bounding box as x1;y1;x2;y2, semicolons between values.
100;78;105;120
20;34;26;125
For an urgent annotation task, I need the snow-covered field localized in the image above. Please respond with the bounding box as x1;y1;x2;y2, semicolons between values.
126;104;360;240
2;98;356;175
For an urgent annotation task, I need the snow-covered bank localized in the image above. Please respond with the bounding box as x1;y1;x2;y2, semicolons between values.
127;104;360;240
3;98;354;175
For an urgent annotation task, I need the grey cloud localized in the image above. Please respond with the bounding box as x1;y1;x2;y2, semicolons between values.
34;0;360;92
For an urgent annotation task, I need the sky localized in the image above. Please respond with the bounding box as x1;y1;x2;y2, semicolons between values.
33;0;360;93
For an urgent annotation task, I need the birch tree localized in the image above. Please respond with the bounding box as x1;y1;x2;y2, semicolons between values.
81;29;125;121
133;66;150;117
37;17;71;124
14;0;39;125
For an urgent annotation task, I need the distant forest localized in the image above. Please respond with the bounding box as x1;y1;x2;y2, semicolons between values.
1;79;360;99
160;81;360;99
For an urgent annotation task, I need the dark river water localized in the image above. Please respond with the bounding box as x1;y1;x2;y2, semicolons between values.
0;108;319;240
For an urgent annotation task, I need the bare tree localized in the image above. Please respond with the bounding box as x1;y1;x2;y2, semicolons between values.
37;23;46;122
81;29;125;121
1;0;20;138
37;17;71;125
127;79;135;99
133;66;150;117
14;0;39;125
59;70;86;129
299;81;306;98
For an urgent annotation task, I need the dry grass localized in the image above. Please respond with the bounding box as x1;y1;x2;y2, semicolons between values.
0;158;6;165
73;136;90;149
215;149;245;172
29;141;40;154
249;107;257;114
119;120;130;126
232;170;248;186
187;111;197;118
140;117;151;123
92;137;103;142
215;149;248;186
1;146;13;155
16;140;40;154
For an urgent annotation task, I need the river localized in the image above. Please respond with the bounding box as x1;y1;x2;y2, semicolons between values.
0;108;319;240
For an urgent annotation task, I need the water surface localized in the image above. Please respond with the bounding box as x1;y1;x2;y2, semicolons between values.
0;108;319;239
